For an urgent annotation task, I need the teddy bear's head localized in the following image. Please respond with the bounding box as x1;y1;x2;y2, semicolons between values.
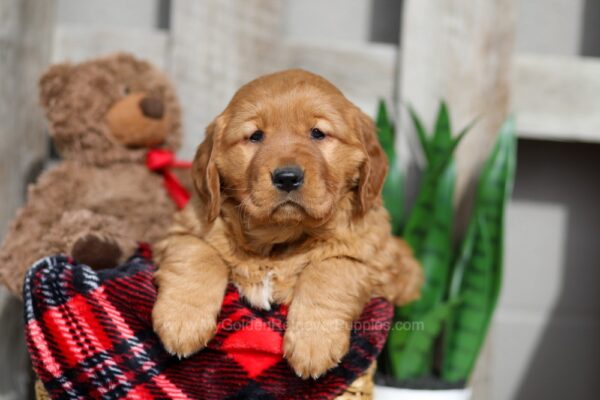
39;53;182;165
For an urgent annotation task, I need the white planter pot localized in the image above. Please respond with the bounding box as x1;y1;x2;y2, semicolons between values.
374;385;472;400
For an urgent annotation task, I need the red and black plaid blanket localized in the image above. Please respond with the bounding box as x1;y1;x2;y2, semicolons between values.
24;245;392;399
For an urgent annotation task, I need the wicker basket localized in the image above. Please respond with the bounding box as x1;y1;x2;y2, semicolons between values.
35;363;375;399
35;379;51;400
334;362;375;399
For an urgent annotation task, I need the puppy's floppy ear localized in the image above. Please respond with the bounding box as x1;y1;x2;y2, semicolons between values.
193;119;222;222
356;108;388;215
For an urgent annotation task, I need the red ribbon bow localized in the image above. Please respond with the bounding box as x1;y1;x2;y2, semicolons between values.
146;149;192;209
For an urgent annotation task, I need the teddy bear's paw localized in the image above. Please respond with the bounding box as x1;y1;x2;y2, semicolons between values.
71;233;123;270
283;319;350;379
152;299;217;358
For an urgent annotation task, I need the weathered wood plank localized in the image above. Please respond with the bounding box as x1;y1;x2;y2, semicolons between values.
56;0;161;30
168;0;284;158
398;0;516;203
282;41;600;143
283;0;372;43
51;23;600;149
282;39;397;115
0;0;56;398
514;54;600;143
53;26;169;68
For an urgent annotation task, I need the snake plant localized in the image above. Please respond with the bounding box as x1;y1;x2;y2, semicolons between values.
376;101;517;384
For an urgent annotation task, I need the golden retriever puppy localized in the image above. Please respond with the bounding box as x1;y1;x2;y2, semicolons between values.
152;69;423;378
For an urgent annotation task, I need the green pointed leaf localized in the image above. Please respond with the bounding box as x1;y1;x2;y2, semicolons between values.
401;104;473;322
376;100;405;234
383;160;405;236
389;300;461;380
386;102;480;381
402;111;491;317
376;100;395;161
402;161;455;317
442;117;517;382
403;106;468;262
442;217;494;382
433;101;452;151
408;105;432;163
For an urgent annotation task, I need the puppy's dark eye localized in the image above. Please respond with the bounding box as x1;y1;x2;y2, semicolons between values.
311;128;326;140
123;86;131;95
249;130;264;143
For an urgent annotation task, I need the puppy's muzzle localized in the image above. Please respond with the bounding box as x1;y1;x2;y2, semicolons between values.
271;166;304;192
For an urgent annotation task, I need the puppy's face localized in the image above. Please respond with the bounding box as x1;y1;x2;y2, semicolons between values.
194;70;387;231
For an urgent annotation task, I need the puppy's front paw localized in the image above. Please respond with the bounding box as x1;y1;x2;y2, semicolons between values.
283;320;350;379
152;299;217;358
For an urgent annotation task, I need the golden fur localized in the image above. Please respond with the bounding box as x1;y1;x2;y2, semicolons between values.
152;69;423;378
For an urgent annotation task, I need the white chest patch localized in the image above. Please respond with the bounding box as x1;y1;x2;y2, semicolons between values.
236;272;273;310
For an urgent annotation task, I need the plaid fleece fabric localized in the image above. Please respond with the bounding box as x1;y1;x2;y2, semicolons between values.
24;246;392;399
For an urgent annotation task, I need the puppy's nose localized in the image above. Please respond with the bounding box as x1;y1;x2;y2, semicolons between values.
139;96;164;119
272;166;304;192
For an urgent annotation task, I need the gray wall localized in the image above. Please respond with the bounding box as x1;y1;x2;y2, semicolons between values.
494;140;600;399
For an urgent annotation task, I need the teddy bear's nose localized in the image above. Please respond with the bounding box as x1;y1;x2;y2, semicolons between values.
139;96;164;119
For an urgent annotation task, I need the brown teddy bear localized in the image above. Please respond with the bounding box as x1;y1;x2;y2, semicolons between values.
0;53;189;297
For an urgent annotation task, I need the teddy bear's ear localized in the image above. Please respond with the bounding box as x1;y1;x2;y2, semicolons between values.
39;63;73;109
113;52;138;65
